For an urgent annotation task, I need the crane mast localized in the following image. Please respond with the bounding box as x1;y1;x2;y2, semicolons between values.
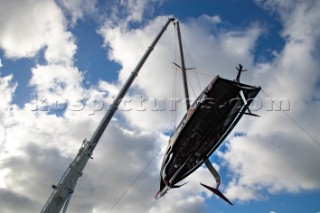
41;18;175;213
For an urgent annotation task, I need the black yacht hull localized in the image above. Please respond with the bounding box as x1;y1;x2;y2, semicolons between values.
158;75;260;197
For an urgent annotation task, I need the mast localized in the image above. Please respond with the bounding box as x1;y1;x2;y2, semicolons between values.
41;17;175;213
175;21;190;110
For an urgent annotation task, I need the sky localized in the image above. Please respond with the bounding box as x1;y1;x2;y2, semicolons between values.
0;0;320;213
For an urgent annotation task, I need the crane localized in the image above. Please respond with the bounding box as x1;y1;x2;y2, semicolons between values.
41;18;175;213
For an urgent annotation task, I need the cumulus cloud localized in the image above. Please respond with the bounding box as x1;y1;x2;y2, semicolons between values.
121;0;165;23
0;0;76;65
221;0;320;201
57;0;97;25
29;64;85;107
0;188;39;213
0;74;17;111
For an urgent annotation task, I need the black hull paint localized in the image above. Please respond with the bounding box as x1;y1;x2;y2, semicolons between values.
158;76;260;196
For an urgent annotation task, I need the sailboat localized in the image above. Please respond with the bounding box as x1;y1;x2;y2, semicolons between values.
156;22;261;205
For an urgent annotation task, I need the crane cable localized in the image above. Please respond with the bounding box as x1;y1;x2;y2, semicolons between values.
261;89;320;148
106;151;161;213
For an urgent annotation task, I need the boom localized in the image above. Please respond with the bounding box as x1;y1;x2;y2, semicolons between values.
41;18;175;213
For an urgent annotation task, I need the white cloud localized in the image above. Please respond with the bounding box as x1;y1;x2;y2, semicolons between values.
224;181;260;201
0;73;17;160
29;64;85;106
0;74;17;112
119;0;149;23
200;15;221;24
105;0;165;28
0;0;76;65
56;0;97;25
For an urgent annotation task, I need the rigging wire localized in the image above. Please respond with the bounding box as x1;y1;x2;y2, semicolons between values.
261;89;320;148
177;36;199;99
171;65;181;131
183;39;203;90
171;66;176;131
193;70;203;91
176;66;182;108
106;151;161;213
186;74;196;99
192;71;215;77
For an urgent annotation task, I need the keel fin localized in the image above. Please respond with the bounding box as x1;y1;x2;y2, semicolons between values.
200;183;233;205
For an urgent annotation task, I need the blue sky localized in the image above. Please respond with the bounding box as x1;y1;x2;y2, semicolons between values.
0;0;320;213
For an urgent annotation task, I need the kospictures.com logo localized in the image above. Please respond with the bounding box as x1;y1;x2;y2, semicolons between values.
30;92;291;116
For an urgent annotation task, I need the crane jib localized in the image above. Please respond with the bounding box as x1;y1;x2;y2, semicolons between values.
40;18;175;213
